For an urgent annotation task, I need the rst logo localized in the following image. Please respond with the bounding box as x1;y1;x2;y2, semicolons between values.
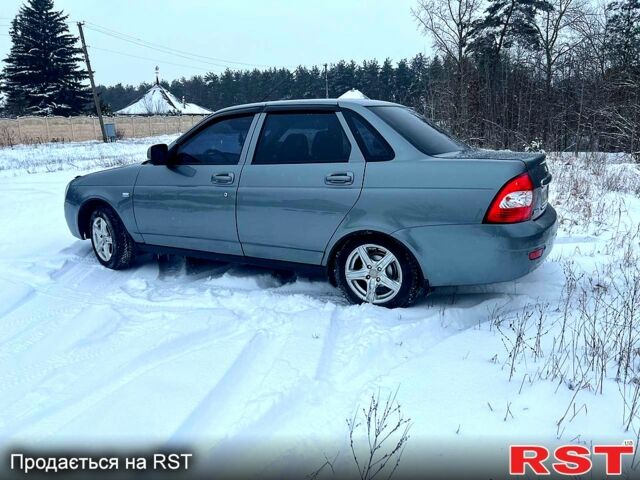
510;442;634;476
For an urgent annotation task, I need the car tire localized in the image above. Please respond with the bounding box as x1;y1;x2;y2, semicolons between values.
89;206;135;270
333;236;424;308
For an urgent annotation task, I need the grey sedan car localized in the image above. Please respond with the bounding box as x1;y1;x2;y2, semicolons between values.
64;99;557;308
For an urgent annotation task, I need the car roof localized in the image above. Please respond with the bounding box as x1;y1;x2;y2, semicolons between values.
212;98;400;115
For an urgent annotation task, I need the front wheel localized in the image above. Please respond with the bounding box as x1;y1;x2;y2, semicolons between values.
333;237;424;308
89;206;135;270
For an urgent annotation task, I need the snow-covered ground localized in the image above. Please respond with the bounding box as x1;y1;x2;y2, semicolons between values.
0;138;639;477
0;135;178;176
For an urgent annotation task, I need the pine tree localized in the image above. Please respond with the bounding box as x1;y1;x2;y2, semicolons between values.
358;59;381;99
379;58;395;101
606;0;640;74
330;60;358;97
407;53;429;109
470;0;552;56
1;0;91;116
394;59;413;104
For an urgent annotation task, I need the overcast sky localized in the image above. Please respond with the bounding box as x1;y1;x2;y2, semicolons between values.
0;0;430;87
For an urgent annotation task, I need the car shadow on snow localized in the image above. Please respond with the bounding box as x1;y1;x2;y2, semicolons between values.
153;253;310;287
148;252;556;315
71;241;562;313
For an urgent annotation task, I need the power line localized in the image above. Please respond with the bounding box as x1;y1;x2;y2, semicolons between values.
88;45;215;73
82;21;276;69
0;18;238;75
84;26;240;70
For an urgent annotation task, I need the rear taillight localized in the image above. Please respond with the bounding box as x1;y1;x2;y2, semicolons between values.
484;173;534;224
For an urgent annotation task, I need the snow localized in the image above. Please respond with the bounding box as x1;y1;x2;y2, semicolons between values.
0;134;178;175
0;141;639;476
338;88;369;99
115;84;212;116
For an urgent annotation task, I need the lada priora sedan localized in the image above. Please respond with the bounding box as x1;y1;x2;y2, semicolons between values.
65;99;557;308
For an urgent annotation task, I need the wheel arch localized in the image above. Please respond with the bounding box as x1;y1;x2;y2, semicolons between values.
324;229;425;287
77;197;119;240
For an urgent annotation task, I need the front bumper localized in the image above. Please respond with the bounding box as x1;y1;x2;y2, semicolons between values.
392;205;558;287
64;200;83;239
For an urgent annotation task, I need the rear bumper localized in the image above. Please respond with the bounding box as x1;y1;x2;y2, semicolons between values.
392;205;558;287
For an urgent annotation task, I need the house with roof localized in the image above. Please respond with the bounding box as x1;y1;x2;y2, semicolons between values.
116;67;212;116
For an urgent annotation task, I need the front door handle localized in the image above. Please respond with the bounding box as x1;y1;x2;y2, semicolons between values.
325;172;354;185
211;172;235;185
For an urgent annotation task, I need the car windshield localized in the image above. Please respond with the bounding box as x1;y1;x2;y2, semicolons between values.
369;106;466;156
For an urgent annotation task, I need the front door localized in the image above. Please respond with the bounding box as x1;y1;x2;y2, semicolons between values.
134;114;257;255
237;110;365;264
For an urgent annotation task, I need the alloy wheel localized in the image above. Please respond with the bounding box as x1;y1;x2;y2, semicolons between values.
92;216;114;262
345;243;403;304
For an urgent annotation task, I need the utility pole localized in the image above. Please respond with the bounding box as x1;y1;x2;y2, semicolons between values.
324;63;329;99
77;22;107;143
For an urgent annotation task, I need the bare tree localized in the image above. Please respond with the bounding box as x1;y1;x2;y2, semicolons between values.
412;0;483;135
573;1;610;77
532;0;585;88
530;0;586;142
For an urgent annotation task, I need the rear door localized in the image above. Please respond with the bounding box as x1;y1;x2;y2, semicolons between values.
133;113;257;254
237;109;365;264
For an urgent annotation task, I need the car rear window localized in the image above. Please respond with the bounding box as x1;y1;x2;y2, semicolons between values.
369;106;465;156
253;112;351;165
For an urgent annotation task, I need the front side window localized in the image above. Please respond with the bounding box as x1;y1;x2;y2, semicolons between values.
176;115;254;165
253;112;351;165
369;106;466;156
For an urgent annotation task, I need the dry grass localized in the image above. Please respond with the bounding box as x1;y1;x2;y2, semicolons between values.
491;152;640;452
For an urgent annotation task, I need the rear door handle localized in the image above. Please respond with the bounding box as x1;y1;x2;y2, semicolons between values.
325;172;354;185
211;172;235;185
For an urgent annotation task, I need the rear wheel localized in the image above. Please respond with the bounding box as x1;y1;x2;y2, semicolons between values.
334;237;423;308
89;206;135;270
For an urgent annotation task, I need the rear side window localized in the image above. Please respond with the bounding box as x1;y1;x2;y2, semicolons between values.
342;109;394;162
176;115;254;165
253;112;351;165
369;106;465;156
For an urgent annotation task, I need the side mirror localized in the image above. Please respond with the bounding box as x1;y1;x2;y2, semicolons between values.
147;144;169;165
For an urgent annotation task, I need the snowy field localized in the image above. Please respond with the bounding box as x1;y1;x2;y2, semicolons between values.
0;136;639;476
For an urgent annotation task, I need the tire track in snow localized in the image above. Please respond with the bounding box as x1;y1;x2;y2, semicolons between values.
170;307;333;446
1;254;333;441
1;308;244;440
313;307;341;382
0;280;35;320
0;250;143;352
170;330;271;443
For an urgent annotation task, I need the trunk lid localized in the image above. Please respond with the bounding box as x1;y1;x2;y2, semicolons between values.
436;149;552;219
